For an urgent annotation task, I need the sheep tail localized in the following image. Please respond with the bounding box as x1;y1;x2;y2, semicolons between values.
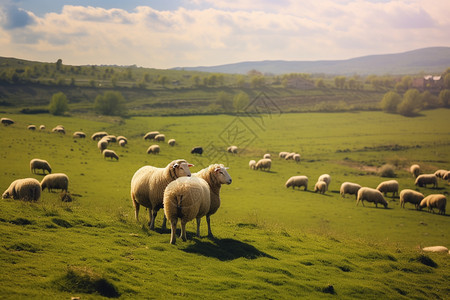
176;195;183;218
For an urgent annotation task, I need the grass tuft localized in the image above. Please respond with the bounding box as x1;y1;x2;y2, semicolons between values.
51;218;72;228
10;217;33;225
6;242;40;253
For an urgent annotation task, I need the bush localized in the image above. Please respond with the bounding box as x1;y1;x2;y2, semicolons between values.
378;164;396;178
49;92;69;116
94;91;127;116
380;91;401;113
397;89;423;116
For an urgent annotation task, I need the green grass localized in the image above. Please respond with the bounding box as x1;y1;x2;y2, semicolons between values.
0;109;449;299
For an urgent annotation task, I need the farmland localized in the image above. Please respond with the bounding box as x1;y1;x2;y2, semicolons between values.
0;109;449;299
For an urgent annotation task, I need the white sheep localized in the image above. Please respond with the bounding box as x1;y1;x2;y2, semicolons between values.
168;139;176;146
421;246;449;253
40;173;69;192
356;187;388;208
415;174;438;188
255;158;271;171
285;152;296;160
154;134;165;142
443;171;450;181
30;158;52;174
419;194;446;215
399;189;424;210
143;131;160;140
91;131;108;140
318;174;331;189
73;131;86;138
119;139;126;147
130;159;194;230
285;176;308;190
163;176;211;244
227;146;238;154
340;182;361;199
103;149;119;160
263;153;271;159
27;125;36;130
2;178;41;201
117;136;128;144
39;125;45;130
434;169;447;179
1;117;14;126
249;160;256;170
279;151;289;159
193;164;232;238
376;180;399;198
410;164;420;178
97;138;108;153
147;145;160;154
52;126;65;134
314;181;327;194
293;153;301;163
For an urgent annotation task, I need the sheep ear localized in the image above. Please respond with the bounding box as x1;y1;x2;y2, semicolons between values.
173;163;179;169
188;163;194;167
214;167;221;172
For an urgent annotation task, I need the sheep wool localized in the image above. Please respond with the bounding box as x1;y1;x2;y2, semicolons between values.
1;117;14;126
164;176;211;244
91;131;108;141
97;138;108;153
356;187;388;208
279;152;289;159
73;131;86;138
117;136;128;144
410;164;420;178
227;146;238;154
40;173;69;192
168;139;176;146
434;169;447;178
340;182;361;199
255;158;271;171
249;160;256;170
147;145;160;154
154;134;165;142
318;174;331;188
285;176;308;190
376;180;399;198
143;131;160;140
314;181;327;194
399;189;424;209
39;125;46;130
130;159;194;230
119;139;126;147
2;178;41;201
263;153;271;159
27;125;36;130
415;174;438;188
419;194;446;215
30;158;52;174
103;149;119;160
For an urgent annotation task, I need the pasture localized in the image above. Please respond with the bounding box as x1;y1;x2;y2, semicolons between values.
0;109;449;299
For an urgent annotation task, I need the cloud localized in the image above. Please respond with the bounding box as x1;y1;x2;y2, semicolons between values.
0;4;36;29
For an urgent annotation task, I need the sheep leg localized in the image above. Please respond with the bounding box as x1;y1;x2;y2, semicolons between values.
206;215;214;238
180;221;187;241
149;209;157;230
161;215;167;231
132;198;140;222
196;217;201;237
170;218;177;244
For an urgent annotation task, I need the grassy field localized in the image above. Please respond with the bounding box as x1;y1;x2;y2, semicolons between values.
0;109;449;299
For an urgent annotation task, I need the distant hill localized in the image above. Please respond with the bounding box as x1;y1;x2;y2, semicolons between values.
173;47;450;75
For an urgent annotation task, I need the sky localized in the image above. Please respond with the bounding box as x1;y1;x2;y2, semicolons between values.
0;0;449;69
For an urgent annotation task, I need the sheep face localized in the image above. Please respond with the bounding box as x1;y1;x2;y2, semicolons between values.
173;161;194;177
215;165;232;185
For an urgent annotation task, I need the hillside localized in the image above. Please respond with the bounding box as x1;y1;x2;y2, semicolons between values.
174;47;450;75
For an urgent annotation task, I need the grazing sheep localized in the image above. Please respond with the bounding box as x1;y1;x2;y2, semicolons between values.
154;134;165;142
168;139;176;146
40;173;69;192
279;151;289;159
263;153;271;159
285;152;296;160
2;178;41;201
255;158;271;171
419;194;446;215
39;125;45;130
285;176;308;190
318;174;331;189
227;145;238;154
410;164;420;178
103;149;119;160
249;160;256;170
434;169;448;179
73;131;86;138
104;135;117;143
91;131;108;140
293;153;301;163
130;159;194;230
376;180;399;198
415;174;438;188
30;158;52;174
399;189;424;209
1;117;14;126
314;181;327;194
117;136;128;144
356;187;388;208
422;246;449;253
191;146;203;155
52;126;65;134
119;139;126;147
97;138;108;153
143;131;160;140
340;182;361;199
147;145;160;154
27;125;36;130
163;176;210;244
193;164;232;238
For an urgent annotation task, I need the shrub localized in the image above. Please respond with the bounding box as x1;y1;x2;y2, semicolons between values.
378;164;396;177
49;92;69;116
380;91;401;113
94;91;127;116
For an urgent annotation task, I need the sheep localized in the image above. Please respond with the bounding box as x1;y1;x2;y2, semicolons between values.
119;139;126;147
91;131;108;140
255;158;271;171
410;164;420;178
163;176;211;244
103;149;119;160
314;181;327;194
130;159;194;230
104;135;117;143
2;178;41;201
191;146;203;155
356;187;388;208
193;164;232;238
285;152;296;160
73;131;86;138
27;125;36;130
143;131;160;140
97;138;108;153
249;160;256;170
154;134;165;142
421;246;449;253
1;117;14;126
376;180;399;198
285;176;308;190
318;174;331;189
434;169;448;179
415;174;438;188
40;173;69;192
30;158;52;174
147;145;160;154
444;171;450;180
263;153;271;159
227;145;238;154
52;126;65;134
168;139;176;146
39;125;45;130
117;136;128;144
279;151;289;159
340;182;361;199
419;194;446;215
399;189;424;209
293;153;301;163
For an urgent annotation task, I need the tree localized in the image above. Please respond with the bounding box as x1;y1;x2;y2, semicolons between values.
316;78;325;89
444;73;450;89
49;92;69;116
380;91;401;113
438;89;450;107
233;92;250;113
56;59;62;71
334;76;346;89
397;89;423;116
216;91;233;112
94;91;127;116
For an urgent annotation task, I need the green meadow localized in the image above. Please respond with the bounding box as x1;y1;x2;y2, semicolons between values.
0;109;449;299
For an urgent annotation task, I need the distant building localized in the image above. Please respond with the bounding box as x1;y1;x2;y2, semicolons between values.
412;75;443;92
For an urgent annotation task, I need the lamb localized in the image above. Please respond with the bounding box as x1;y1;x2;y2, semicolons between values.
415;174;438;188
27;125;36;130
73;131;86;138
279;151;289;159
147;145;160;154
227;146;238;154
419;194;446;215
434;169;448;179
2;178;41;201
1;117;14;126
40;173;69;192
30;158;52;174
168;139;176;146
163;176;211;244
314;181;327;194
97;138;108;153
263;153;271;159
191;146;203;155
356;187;388;208
376;180;399;198
255;158;271;171
193;164;232;238
410;164;420;178
340;182;361;199
399;189;424;209
39;125;45;130
154;134;165;142
130;159;194;230
103;149;119;160
143;131;160;140
318;174;331;189
249;160;256;170
91;131;108;140
285;176;308;190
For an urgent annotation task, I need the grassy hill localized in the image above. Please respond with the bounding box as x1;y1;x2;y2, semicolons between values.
0;109;449;298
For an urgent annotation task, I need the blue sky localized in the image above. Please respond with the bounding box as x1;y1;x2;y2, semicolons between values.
1;0;449;69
